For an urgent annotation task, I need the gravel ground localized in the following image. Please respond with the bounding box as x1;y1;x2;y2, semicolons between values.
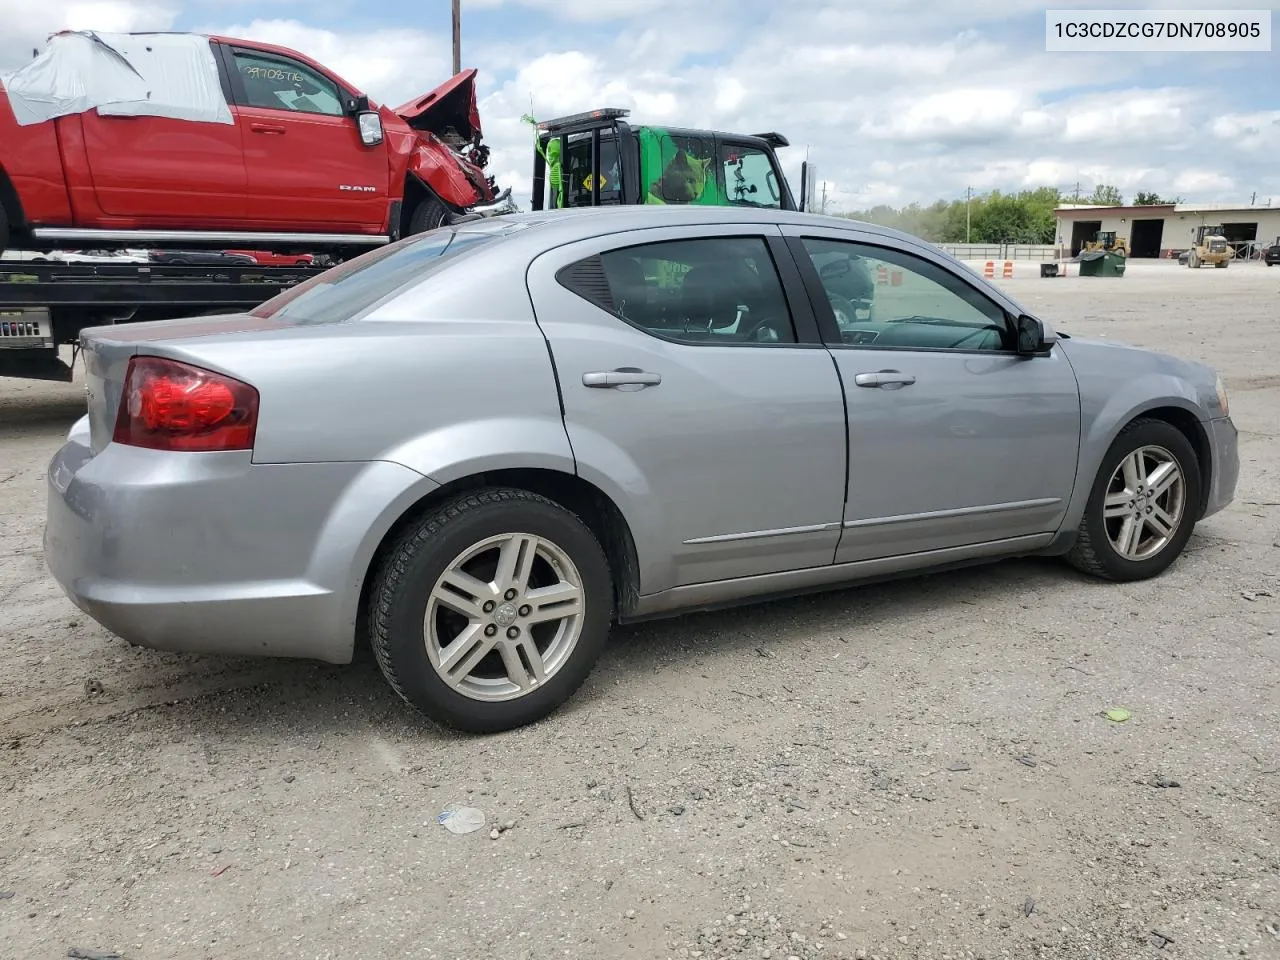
1;260;1278;960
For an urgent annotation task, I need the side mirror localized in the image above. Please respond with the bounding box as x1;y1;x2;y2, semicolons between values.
346;93;370;115
1014;314;1050;355
357;110;383;146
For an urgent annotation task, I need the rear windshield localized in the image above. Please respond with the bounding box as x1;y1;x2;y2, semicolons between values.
250;228;498;324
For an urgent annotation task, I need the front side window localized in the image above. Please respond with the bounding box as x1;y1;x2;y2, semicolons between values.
721;144;782;208
560;237;797;345
802;238;1012;352
232;49;344;117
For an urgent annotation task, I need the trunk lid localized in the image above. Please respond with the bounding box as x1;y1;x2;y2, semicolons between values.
79;313;293;454
392;68;481;143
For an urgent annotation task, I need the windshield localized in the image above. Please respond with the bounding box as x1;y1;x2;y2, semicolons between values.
250;229;498;324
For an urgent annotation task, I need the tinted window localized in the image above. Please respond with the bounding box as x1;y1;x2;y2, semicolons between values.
250;230;496;324
563;237;797;344
802;238;1012;352
721;144;782;208
233;49;344;117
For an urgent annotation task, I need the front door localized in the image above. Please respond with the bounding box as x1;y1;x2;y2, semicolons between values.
782;228;1082;564
526;225;848;596
222;44;389;231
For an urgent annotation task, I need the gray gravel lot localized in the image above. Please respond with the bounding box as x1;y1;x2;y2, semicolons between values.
1;259;1278;960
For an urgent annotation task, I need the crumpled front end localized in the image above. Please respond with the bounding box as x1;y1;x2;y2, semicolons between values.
394;68;498;208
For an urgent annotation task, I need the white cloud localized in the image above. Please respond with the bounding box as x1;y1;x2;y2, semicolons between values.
0;0;176;68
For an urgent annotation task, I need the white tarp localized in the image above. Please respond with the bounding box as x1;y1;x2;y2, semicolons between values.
1;30;233;126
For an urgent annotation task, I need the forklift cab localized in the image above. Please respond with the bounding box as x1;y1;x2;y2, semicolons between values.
531;108;810;213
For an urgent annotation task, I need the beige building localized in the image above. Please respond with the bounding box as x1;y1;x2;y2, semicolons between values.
1054;202;1280;259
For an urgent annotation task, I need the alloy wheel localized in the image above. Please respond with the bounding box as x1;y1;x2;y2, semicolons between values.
1103;445;1186;561
424;533;585;701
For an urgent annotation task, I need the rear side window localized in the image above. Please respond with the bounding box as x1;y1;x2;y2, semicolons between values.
251;230;496;324
558;236;797;345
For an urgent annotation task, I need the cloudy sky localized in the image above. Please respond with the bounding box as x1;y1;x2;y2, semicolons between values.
2;0;1277;212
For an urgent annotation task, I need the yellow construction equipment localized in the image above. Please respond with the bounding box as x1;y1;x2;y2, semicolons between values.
1082;230;1130;257
1186;225;1232;268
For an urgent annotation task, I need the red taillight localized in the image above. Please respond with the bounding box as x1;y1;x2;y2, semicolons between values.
112;356;258;452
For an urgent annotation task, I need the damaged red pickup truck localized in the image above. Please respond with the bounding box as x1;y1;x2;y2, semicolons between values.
0;31;503;256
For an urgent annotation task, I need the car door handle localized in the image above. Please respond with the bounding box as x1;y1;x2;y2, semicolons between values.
582;369;662;388
250;123;287;135
853;370;916;388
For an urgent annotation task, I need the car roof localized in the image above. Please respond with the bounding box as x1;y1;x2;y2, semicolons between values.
452;205;921;248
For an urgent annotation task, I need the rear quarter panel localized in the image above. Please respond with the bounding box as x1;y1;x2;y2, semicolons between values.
152;245;576;480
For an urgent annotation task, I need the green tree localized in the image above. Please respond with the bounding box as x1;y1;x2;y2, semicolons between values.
1087;183;1123;205
841;185;1061;244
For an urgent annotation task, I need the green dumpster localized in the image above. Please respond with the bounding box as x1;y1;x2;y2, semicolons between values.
1078;250;1126;277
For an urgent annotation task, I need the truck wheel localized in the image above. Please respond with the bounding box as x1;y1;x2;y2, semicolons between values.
0;202;8;255
369;487;613;733
407;195;451;235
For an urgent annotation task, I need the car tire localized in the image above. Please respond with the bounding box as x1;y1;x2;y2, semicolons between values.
369;487;613;733
406;194;451;235
1066;418;1202;582
0;201;8;255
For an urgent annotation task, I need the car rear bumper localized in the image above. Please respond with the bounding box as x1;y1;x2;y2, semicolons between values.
1202;415;1239;520
43;425;432;663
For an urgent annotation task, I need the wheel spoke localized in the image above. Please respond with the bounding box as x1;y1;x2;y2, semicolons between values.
1111;516;1139;557
525;581;584;624
1147;460;1180;499
438;568;495;619
494;535;538;594
1147;507;1175;539
1120;451;1143;492
498;637;547;691
438;622;496;680
1104;491;1133;518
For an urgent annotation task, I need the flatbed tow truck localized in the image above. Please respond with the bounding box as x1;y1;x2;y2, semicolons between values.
0;258;325;381
3;107;811;383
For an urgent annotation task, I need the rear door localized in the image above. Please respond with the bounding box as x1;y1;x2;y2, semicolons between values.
526;224;848;597
781;224;1082;563
220;43;389;231
78;42;247;221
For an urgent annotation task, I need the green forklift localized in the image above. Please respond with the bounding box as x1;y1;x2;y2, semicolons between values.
529;107;815;213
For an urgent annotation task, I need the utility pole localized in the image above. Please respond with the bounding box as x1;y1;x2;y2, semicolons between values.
452;0;462;75
1073;181;1081;202
1250;190;1256;205
966;185;972;243
820;181;828;215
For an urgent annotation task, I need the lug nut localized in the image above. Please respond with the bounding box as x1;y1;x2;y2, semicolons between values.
485;624;497;637
518;605;531;617
506;626;520;639
483;601;496;613
504;588;518;601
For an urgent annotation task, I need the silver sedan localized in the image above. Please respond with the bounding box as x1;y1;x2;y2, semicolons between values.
44;206;1239;732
